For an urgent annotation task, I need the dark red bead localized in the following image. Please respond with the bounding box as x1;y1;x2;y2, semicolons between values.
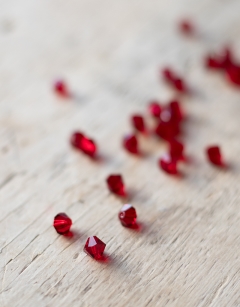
54;80;69;97
71;132;97;157
205;56;223;69
179;20;194;35
206;146;223;166
131;115;145;133
226;64;240;86
118;204;137;227
155;120;179;141
123;134;138;154
206;48;234;71
148;101;162;118
162;68;175;83
84;236;106;260
169;139;184;161
53;213;72;235
106;174;125;196
169;100;183;123
159;154;178;174
173;78;187;92
162;68;187;93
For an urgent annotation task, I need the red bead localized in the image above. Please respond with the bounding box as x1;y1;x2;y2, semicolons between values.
71;132;97;157
123;134;138;154
206;48;234;71
84;236;106;260
155;120;179;141
159;154;178;174
169;100;183;123
205;56;223;69
118;204;137;227
162;68;187;92
148;101;162;118
131;115;145;133
173;78;187;92
206;146;223;166
162;68;175;83
226;64;240;86
179;20;194;35
106;174;125;196
169;139;184;161
53;213;72;235
54;80;69;97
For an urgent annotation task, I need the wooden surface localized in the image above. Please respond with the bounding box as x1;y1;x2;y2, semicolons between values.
1;0;240;306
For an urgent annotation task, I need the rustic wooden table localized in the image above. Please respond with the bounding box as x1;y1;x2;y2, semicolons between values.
1;0;240;306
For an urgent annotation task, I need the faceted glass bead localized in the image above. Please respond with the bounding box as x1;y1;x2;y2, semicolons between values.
155;120;179;141
159;154;178;174
106;174;125;196
131;115;145;133
71;132;97;157
53;213;72;235
173;78;186;92
169;139;184;161
123;134;138;154
54;80;69;97
169;100;183;123
226;64;240;86
148;101;162;118
119;204;137;227
84;236;106;260
206;146;223;166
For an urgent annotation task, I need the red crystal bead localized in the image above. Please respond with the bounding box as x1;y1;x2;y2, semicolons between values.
206;48;234;71
169;139;184;161
148;101;162;118
173;78;187;92
169;100;183;123
206;146;223;166
179;20;194;35
84;236;106;260
123;134;138;154
155;120;179;141
71;132;97;157
106;174;125;196
54;80;69;97
162;68;187;92
205;56;223;69
226;64;240;86
159;154;178;174
118;204;137;227
131;114;145;133
162;68;175;83
53;213;72;235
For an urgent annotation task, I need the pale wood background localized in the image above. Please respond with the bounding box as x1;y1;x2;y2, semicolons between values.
1;0;240;306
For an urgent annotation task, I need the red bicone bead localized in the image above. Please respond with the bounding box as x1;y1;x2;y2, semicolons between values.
148;101;162;118
84;236;106;260
53;213;72;235
71;132;97;157
179;20;194;35
159;154;178;174
131;115;146;133
226;64;240;86
155;120;179;141
118;204;137;227
173;78;187;92
169;100;183;123
123;134;138;154
54;80;69;97
206;146;223;166
106;174;125;196
162;68;175;83
162;68;187;93
169;139;184;161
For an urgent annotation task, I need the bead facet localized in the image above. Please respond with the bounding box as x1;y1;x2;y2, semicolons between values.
159;154;178;174
84;236;106;260
71;132;97;157
123;134;138;154
119;204;137;227
206;146;223;166
106;174;125;196
131;115;145;133
53;213;72;235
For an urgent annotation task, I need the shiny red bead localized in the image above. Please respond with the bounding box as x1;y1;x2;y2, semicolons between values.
106;174;125;196
162;68;187;93
173;78;186;92
169;139;184;161
169;100;183;123
206;48;234;71
148;101;162;118
179;20;194;35
206;146;223;166
53;213;72;235
118;204;137;227
131;115;145;133
71;132;97;157
54;80;69;97
159;154;178;174
84;236;106;260
226;64;240;86
123;134;138;154
155;120;179;141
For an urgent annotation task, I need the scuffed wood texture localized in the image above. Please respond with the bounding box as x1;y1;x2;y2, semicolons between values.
1;0;240;306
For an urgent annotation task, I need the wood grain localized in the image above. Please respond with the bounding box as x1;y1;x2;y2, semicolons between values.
0;0;240;306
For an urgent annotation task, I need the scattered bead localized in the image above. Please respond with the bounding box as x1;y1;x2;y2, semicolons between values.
155;120;179;141
123;134;138;154
84;236;106;260
179;20;194;35
53;213;72;235
169;139;184;161
206;146;223;166
106;174;125;196
131;114;146;133
159;154;178;174
226;64;240;86
148;101;162;118
118;204;137;227
162;68;187;93
169;100;183;123
71;132;97;157
54;80;69;97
